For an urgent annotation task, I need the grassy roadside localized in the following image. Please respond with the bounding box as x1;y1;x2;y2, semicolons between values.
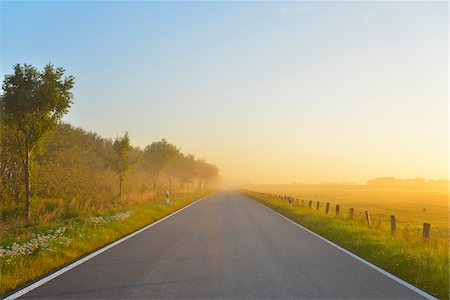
0;191;211;296
242;190;449;299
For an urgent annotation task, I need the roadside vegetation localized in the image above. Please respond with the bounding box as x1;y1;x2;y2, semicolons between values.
242;189;449;299
243;182;449;234
0;63;219;296
0;191;210;295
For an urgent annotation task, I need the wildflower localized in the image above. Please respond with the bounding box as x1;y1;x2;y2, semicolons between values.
0;226;71;259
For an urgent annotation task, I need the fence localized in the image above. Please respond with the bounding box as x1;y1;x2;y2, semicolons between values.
256;192;435;242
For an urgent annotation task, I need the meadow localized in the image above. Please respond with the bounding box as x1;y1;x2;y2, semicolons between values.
242;183;449;299
0;191;211;296
243;183;448;237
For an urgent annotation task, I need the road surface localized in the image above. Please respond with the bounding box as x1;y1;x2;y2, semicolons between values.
20;191;424;299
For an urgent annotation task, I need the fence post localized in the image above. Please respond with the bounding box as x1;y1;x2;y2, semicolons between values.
390;215;396;235
316;201;320;210
325;202;330;214
309;200;312;209
423;223;431;241
365;211;371;228
301;200;304;207
336;205;340;216
349;208;354;219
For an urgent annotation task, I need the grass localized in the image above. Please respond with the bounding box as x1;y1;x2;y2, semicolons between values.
243;183;449;237
0;191;211;296
242;190;449;300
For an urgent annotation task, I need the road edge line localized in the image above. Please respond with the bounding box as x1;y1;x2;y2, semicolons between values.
251;198;437;300
3;193;213;300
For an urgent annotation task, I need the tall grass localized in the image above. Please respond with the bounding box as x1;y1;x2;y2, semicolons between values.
243;190;449;299
0;191;211;296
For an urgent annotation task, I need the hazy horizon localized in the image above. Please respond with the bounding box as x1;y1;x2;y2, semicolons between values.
2;1;447;184
226;176;449;186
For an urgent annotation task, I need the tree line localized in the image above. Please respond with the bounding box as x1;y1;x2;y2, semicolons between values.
0;63;219;221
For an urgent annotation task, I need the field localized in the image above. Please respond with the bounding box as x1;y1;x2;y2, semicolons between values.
242;184;449;299
0;191;211;296
243;183;449;237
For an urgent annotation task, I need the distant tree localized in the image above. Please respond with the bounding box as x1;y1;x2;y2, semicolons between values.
172;154;197;191
0;63;74;221
165;152;183;194
112;132;136;200
143;139;179;192
195;159;219;190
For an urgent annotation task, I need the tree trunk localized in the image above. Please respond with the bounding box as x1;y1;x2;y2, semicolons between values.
119;175;123;200
169;176;172;194
24;147;31;222
152;178;157;192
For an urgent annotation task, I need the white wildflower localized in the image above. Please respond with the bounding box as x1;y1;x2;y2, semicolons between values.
0;226;71;260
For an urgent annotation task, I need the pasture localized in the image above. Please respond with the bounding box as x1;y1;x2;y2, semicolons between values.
243;183;448;237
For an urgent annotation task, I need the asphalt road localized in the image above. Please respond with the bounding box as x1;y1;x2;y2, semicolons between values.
21;191;424;299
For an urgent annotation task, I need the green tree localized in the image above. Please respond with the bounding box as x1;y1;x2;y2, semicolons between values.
143;139;179;192
0;122;23;202
0;63;74;221
112;132;136;200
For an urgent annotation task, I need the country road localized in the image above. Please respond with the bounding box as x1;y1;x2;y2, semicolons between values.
17;191;425;299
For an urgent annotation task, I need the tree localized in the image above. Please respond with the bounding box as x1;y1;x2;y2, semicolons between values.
0;122;23;202
0;63;74;221
172;154;196;191
143;139;179;192
112;132;136;200
165;152;182;194
195;159;219;190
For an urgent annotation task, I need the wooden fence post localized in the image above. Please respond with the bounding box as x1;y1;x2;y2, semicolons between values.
325;202;330;214
309;200;312;209
390;215;396;235
336;205;340;216
423;223;431;241
316;201;320;210
349;208;354;219
365;211;371;228
301;200;304;206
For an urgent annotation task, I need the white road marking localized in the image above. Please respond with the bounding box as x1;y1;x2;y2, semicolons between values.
3;194;213;300
252;198;437;300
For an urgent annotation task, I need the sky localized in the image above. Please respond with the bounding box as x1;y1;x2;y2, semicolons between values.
1;1;448;184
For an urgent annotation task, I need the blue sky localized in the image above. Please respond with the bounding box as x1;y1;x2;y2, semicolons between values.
1;1;448;183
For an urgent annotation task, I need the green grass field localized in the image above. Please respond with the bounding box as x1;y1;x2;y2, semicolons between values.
242;189;449;299
0;191;210;296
